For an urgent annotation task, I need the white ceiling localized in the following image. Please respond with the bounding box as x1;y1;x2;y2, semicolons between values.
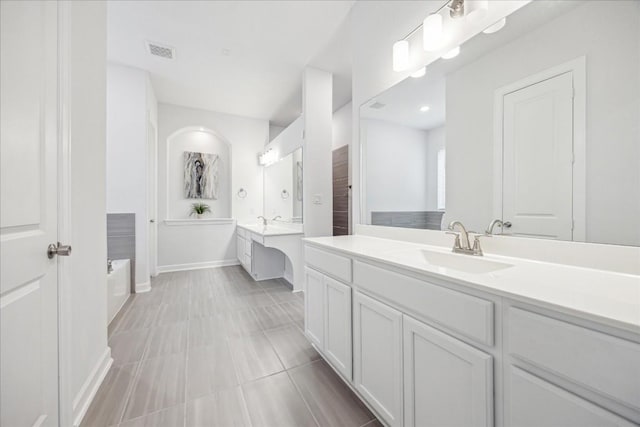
361;75;446;131
107;1;355;127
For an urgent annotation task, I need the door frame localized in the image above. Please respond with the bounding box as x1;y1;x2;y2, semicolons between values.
492;56;586;242
57;2;73;425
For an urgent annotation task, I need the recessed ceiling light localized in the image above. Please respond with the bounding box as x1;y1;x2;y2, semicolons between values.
420;105;431;112
442;46;460;59
221;48;231;56
411;67;426;78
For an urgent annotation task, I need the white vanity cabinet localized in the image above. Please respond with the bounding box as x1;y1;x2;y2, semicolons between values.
303;266;353;380
403;315;493;427
303;241;640;427
353;291;404;427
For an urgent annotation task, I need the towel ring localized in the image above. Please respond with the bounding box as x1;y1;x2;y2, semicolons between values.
281;189;290;199
237;188;247;199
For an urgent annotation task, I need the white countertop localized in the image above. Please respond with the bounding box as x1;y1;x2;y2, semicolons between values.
304;235;640;334
238;223;304;237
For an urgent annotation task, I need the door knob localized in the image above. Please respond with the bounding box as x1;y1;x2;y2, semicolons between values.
150;219;155;223
48;242;72;259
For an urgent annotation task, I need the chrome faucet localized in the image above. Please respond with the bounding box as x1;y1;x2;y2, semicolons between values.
257;216;267;226
272;215;282;221
486;219;512;235
447;220;484;256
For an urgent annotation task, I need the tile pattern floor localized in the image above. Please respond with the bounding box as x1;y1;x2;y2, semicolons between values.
82;266;382;427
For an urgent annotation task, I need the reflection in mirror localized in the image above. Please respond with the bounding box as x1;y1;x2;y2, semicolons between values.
361;0;639;246
264;147;303;223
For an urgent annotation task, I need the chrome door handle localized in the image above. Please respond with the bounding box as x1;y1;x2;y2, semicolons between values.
48;242;72;259
150;219;155;223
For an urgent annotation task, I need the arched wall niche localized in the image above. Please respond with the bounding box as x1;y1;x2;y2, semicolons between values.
166;126;232;219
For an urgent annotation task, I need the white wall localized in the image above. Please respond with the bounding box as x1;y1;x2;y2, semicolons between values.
425;125;445;211
364;119;443;219
443;1;639;245
157;103;268;271
269;124;285;143
332;102;352;149
106;63;156;287
302;67;333;237
66;1;109;423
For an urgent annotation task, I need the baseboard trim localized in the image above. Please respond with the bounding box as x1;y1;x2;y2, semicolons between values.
157;259;240;274
135;280;151;293
72;347;113;427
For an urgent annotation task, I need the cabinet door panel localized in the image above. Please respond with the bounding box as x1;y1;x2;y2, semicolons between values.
404;316;493;427
507;367;636;427
304;267;324;349
354;291;403;427
324;276;352;380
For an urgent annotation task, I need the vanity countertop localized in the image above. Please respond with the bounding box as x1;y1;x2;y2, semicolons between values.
303;235;640;334
238;223;303;237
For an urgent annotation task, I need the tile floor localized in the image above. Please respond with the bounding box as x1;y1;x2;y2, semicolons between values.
81;266;381;427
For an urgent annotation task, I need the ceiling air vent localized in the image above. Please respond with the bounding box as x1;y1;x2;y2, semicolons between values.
146;41;175;59
369;102;386;109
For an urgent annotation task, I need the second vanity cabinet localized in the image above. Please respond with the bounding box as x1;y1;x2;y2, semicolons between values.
304;241;640;427
303;266;353;380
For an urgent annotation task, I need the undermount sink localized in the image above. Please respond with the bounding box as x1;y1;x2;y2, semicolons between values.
406;249;513;274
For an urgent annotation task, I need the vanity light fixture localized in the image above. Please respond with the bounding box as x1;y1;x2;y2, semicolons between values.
420;105;431;112
392;40;410;71
466;0;488;22
449;0;465;19
411;67;426;78
483;17;506;34
442;46;461;59
423;13;445;52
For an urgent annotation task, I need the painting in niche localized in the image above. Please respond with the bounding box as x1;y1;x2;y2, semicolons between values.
184;151;219;199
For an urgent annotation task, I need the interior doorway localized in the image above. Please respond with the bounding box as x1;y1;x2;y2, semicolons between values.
332;145;350;236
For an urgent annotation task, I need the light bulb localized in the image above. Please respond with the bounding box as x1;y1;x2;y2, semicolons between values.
483;17;506;34
411;67;426;78
393;40;410;72
442;46;460;59
467;0;488;22
423;13;444;52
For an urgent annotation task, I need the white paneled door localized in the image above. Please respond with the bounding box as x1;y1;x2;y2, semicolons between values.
1;1;60;426
502;71;574;240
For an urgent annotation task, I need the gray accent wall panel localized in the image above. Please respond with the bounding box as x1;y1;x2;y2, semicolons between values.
107;213;136;291
371;211;444;230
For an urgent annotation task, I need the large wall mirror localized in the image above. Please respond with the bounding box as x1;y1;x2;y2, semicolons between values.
264;147;303;223
361;0;639;246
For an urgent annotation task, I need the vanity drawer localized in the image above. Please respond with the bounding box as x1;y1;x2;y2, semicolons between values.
305;245;352;283
507;307;640;412
353;261;494;346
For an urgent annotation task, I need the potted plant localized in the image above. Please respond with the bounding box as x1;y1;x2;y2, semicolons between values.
190;202;211;219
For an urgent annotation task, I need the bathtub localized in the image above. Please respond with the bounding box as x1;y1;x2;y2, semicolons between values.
107;259;131;324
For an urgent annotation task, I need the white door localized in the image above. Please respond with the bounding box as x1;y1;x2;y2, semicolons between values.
502;72;574;240
353;291;403;427
403;316;493;427
323;276;352;380
304;267;325;349
147;120;157;277
1;1;61;426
